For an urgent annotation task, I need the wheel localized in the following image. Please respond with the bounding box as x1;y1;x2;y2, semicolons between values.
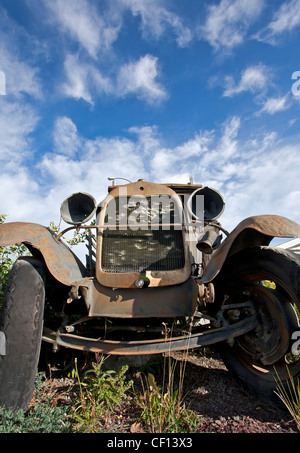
0;256;45;411
214;246;300;400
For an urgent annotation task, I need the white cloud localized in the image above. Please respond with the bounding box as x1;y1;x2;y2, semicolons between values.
258;94;290;115
256;0;300;44
0;14;43;100
40;0;120;57
0;98;44;223
118;0;192;47
128;125;161;156
53;116;82;156
199;0;264;51
62;54;93;104
117;54;167;104
31;0;191;55
223;67;292;116
0;98;39;162
148;117;240;184
0;50;43;100
2;114;300;240
38;132;148;204
62;54;112;104
0;170;43;221
223;64;271;97
62;53;167;105
225;141;300;228
215;116;240;159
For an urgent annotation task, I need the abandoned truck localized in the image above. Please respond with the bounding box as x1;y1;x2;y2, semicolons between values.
1;178;300;411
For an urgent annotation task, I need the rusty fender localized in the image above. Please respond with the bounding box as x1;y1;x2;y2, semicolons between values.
200;215;300;283
0;222;86;285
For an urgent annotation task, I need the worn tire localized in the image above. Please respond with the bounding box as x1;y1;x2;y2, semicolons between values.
0;256;45;411
214;246;300;400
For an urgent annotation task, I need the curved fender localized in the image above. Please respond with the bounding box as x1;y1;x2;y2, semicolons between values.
0;222;86;286
200;215;300;283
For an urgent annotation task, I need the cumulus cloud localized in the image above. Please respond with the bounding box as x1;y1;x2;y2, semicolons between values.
199;0;264;51
0;170;43;221
222;140;300;230
2;112;300;236
62;55;94;104
37;133;148;222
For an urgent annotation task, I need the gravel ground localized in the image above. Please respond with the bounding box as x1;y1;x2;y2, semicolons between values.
176;349;298;433
42;348;299;434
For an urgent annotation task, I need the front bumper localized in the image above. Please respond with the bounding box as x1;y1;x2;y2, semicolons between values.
42;315;257;355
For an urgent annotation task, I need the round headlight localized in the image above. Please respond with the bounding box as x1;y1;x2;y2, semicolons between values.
60;192;97;225
187;186;225;221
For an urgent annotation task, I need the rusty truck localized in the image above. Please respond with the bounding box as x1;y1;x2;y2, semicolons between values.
1;178;300;411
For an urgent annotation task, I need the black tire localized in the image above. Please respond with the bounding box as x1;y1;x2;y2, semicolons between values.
0;256;45;411
214;246;300;400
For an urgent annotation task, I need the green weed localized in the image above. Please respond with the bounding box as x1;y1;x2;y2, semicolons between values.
72;355;133;432
274;366;300;430
135;355;200;433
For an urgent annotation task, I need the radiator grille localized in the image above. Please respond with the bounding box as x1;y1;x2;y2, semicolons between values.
101;196;185;273
101;229;184;273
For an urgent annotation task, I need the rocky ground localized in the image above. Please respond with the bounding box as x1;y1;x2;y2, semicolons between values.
177;349;298;433
42;347;299;434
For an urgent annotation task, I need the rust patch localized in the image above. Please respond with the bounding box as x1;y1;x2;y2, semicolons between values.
80;277;198;318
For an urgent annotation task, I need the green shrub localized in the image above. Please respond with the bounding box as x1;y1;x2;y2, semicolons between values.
0;373;71;433
0;404;71;433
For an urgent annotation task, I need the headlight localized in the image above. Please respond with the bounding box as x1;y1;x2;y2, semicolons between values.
60;192;97;225
186;186;225;221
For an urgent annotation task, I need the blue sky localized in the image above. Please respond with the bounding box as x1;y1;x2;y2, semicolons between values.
1;0;300;235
